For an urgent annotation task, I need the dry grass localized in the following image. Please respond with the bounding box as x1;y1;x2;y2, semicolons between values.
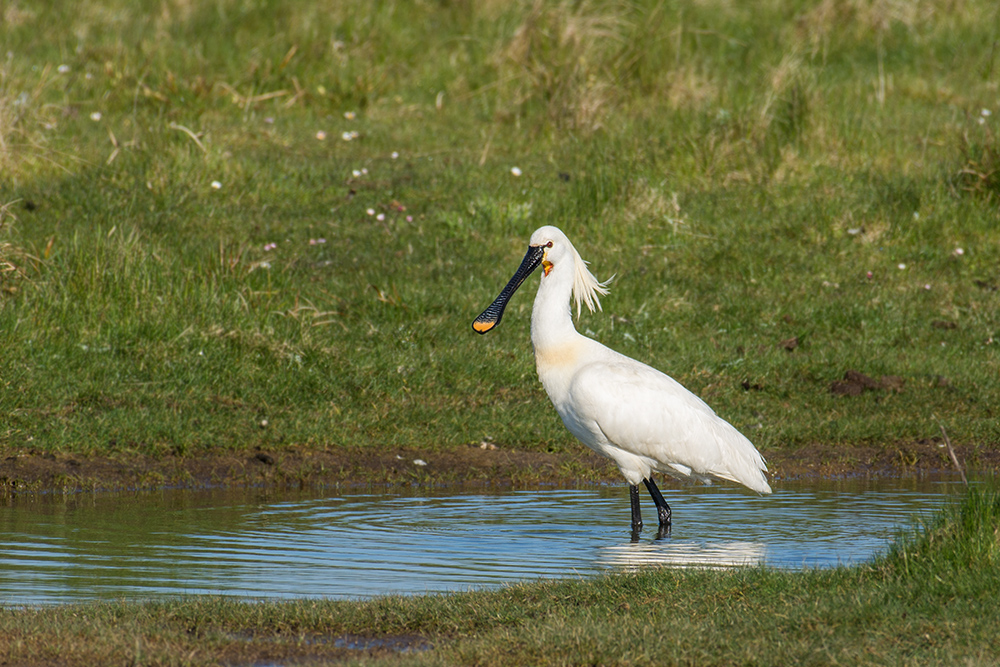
799;0;953;43
664;66;719;110
1;1;35;27
493;0;630;130
956;121;1000;202
0;59;66;180
0;201;41;298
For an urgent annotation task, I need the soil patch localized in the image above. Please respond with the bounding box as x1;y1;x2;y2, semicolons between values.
1;439;995;495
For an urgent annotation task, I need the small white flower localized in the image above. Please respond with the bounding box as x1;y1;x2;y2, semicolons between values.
897;263;906;270
847;228;861;235
982;109;992;117
260;419;268;427
211;180;222;189
57;64;70;73
90;111;102;121
376;213;385;221
316;130;327;140
413;459;427;466
344;111;356;120
924;284;932;290
342;131;353;141
979;117;986;125
264;117;274;124
391;151;399;159
954;247;965;256
352;169;362;177
361;168;368;175
366;208;375;216
85;73;92;80
510;166;522;177
913;211;919;220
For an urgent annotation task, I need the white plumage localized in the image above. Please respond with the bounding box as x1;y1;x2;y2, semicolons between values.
473;225;770;533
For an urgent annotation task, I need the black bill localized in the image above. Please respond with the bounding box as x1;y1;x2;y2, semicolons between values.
471;245;546;334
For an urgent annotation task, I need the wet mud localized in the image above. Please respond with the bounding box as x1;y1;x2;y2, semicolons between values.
2;437;996;495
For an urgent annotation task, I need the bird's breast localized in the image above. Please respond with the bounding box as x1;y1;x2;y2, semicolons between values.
533;342;584;370
532;341;587;407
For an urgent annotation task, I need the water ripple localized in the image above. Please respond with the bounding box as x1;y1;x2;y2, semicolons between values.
0;478;963;605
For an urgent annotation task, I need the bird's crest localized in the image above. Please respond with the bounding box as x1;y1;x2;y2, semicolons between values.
569;242;612;318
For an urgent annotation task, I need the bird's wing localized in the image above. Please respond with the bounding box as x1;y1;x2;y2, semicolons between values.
566;355;770;493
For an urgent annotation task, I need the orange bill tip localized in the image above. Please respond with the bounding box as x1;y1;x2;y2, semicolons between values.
472;319;496;334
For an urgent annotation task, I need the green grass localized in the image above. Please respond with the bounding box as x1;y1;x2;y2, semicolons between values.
3;483;998;665
1;0;999;466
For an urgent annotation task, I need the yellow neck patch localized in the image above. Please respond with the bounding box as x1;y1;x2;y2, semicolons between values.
542;259;553;276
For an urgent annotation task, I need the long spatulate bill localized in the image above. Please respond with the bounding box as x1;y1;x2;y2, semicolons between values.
472;245;545;334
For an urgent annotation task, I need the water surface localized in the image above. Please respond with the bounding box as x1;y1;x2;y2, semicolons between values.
0;477;962;605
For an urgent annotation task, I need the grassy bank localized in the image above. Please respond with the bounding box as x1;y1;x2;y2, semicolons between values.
2;483;997;665
1;0;999;478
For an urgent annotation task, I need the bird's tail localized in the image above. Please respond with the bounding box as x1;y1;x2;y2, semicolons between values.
706;420;772;494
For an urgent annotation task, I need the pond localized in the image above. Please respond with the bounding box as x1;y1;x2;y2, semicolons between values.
0;477;963;605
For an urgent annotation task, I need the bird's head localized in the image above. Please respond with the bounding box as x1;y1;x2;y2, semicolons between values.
472;226;610;335
528;226;569;277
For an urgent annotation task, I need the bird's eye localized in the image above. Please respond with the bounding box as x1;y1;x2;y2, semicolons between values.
545;241;553;248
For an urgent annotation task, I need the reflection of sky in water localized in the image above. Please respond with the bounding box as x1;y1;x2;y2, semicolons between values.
0;477;965;605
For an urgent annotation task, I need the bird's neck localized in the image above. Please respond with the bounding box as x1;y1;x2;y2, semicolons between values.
529;267;583;355
528;267;592;409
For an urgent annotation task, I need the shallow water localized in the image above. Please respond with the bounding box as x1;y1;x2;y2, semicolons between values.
0;477;963;605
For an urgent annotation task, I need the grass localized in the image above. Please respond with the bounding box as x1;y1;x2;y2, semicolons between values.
1;0;999;472
2;482;998;665
2;8;999;664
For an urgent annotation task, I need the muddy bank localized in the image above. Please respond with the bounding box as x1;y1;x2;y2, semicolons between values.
1;439;995;495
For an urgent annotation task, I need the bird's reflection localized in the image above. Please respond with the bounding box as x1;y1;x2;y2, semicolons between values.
601;539;766;570
630;523;672;543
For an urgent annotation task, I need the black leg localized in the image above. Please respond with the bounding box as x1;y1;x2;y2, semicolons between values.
629;484;643;542
629;484;643;530
643;477;672;528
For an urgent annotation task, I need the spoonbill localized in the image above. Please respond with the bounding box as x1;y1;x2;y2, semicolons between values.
472;226;771;535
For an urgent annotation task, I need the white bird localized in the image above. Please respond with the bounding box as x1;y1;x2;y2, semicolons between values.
473;226;771;536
